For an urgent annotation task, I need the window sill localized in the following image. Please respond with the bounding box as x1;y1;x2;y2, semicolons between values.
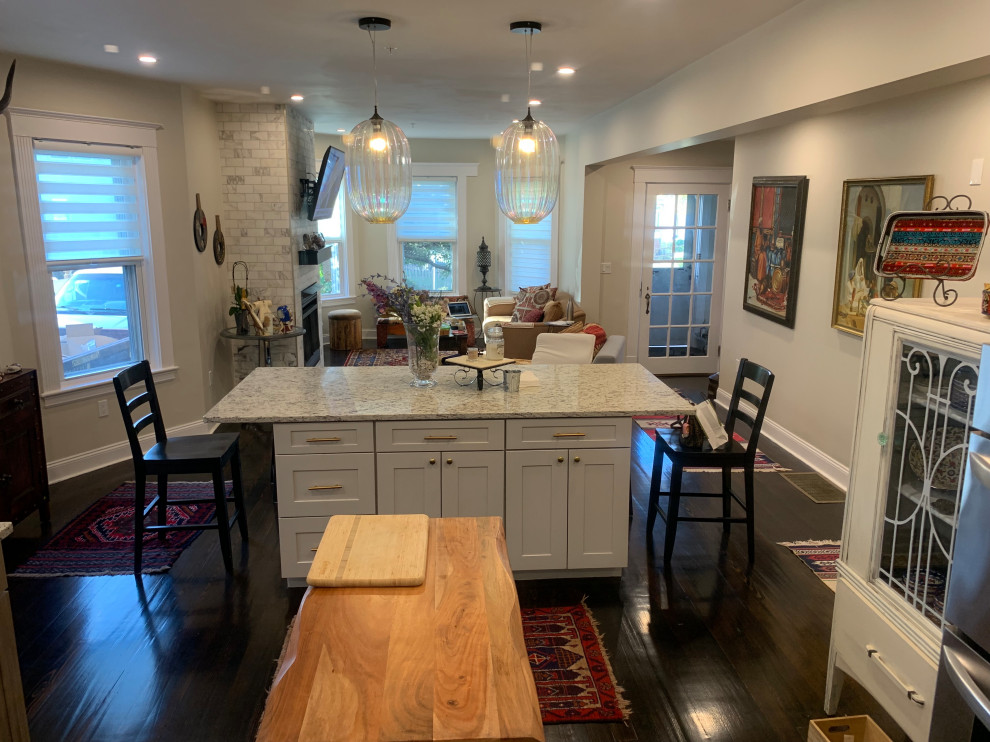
320;296;358;308
41;365;178;408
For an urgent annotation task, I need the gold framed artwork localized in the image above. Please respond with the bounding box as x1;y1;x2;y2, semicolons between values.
831;175;934;336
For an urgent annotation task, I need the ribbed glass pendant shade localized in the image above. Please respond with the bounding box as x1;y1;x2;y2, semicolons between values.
345;107;412;224
495;110;560;224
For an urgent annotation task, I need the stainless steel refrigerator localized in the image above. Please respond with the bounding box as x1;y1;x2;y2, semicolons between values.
930;345;990;741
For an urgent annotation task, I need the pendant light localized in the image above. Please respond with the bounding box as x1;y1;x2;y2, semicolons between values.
344;17;412;224
495;21;560;225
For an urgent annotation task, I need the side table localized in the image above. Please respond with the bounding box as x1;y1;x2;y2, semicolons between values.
220;327;305;367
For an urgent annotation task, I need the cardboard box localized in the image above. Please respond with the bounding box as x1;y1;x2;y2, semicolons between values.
808;716;893;742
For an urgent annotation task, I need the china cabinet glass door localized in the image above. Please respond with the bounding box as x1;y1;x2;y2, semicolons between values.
875;340;979;628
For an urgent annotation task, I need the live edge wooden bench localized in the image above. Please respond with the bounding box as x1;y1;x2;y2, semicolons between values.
256;517;545;742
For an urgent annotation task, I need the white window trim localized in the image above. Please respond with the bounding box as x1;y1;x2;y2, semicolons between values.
387;162;478;294
7;108;175;402
497;206;560;293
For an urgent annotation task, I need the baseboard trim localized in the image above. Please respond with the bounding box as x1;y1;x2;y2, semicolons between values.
715;389;849;489
47;419;218;484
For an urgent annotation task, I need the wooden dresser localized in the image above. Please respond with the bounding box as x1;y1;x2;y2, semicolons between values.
0;522;29;741
0;371;49;527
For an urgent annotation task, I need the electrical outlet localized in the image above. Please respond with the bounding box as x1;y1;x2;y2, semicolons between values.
97;399;109;418
600;262;612;274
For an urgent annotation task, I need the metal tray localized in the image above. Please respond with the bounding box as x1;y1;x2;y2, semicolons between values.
874;209;988;282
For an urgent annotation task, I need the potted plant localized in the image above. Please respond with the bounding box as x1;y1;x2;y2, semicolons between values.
229;284;251;335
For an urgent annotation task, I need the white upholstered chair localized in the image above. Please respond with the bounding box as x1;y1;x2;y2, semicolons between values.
530;333;595;364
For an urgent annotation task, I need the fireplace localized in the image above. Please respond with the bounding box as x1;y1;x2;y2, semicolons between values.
301;282;320;366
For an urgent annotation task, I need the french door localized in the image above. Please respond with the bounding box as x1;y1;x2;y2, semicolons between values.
630;173;730;375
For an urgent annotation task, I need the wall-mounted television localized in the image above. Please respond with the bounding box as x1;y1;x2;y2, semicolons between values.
308;145;345;221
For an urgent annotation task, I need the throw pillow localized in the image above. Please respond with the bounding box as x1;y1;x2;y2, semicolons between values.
560;320;586;333
542;300;564;322
521;307;544;322
582;323;608;356
514;283;557;316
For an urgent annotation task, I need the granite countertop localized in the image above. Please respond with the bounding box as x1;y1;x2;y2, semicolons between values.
204;363;694;424
0;522;11;540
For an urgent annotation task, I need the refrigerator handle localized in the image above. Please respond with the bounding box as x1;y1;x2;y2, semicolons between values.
970;451;990;491
944;644;990;730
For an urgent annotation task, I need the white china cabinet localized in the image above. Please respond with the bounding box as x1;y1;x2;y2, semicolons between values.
826;299;990;742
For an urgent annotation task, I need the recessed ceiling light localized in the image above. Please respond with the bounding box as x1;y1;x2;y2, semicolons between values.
529;99;542;106
260;86;271;95
138;54;157;65
104;44;119;54
501;94;511;103
290;94;304;102
529;61;543;72
557;66;575;75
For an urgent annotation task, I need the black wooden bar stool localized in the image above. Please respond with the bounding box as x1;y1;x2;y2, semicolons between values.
113;360;247;573
646;358;774;566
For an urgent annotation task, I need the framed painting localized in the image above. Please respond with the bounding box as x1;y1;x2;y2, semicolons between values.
830;175;934;336
742;176;809;328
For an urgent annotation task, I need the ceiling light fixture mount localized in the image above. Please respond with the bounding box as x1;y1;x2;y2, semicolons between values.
495;20;559;225
345;16;411;224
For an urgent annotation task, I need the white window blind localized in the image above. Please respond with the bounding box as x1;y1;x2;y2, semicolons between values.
396;178;457;240
34;147;145;262
506;217;553;290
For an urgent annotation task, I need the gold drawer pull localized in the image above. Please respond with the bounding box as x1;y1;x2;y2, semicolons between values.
311;548;319;552
553;432;586;437
306;437;341;442
574;456;581;463
308;484;343;490
557;456;564;463
424;435;458;440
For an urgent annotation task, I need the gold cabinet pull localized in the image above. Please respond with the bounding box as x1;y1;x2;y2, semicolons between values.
446;458;453;465
557;456;564;463
306;437;341;442
424;435;458;440
308;484;343;490
429;458;436;465
310;548;319;552
573;456;581;463
553;432;586;437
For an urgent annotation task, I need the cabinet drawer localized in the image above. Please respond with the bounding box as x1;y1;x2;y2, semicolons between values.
275;453;376;517
278;516;331;579
832;578;935;742
0;377;35;424
506;417;631;450
375;420;504;452
274;422;374;455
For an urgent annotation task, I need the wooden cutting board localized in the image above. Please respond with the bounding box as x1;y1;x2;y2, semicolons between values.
307;514;429;588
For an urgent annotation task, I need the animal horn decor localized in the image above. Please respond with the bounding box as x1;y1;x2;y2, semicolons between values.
0;60;15;114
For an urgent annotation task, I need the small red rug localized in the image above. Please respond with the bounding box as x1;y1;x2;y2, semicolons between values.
11;481;220;577
778;540;840;591
634;415;789;472
522;602;630;724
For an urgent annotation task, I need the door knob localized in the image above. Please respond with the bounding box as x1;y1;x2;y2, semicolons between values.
0;473;10;484
573;456;581;463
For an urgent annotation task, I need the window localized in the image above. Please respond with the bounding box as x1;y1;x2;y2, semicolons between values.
9;110;173;401
316;190;349;299
387;163;477;294
501;208;558;291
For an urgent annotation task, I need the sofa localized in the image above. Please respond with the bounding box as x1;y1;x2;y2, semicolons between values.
482;294;625;363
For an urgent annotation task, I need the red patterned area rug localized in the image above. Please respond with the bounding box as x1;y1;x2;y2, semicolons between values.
633;415;789;473
778;540;840;592
343;349;458;366
11;481;220;577
522;602;630;724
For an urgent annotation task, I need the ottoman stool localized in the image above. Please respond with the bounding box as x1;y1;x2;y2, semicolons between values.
328;309;363;351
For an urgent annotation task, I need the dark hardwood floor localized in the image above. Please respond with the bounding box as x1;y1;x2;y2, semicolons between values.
1;371;908;742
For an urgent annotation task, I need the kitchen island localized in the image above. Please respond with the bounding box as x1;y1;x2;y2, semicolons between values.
205;363;691;583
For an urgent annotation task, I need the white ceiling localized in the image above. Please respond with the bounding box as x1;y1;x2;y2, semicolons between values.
0;0;802;139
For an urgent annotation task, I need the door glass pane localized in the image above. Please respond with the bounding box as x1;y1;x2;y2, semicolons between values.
680;230;695;263
671;295;690;324
876;342;975;629
652;267;671;294
676;195;697;227
672;266;691;293
655;195;676;227
648;327;667;357
669;327;688;356
653;229;674;261
650;295;670;325
697;229;716;260
698;195;718;226
692;294;711;324
694;262;713;292
689;327;709;356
